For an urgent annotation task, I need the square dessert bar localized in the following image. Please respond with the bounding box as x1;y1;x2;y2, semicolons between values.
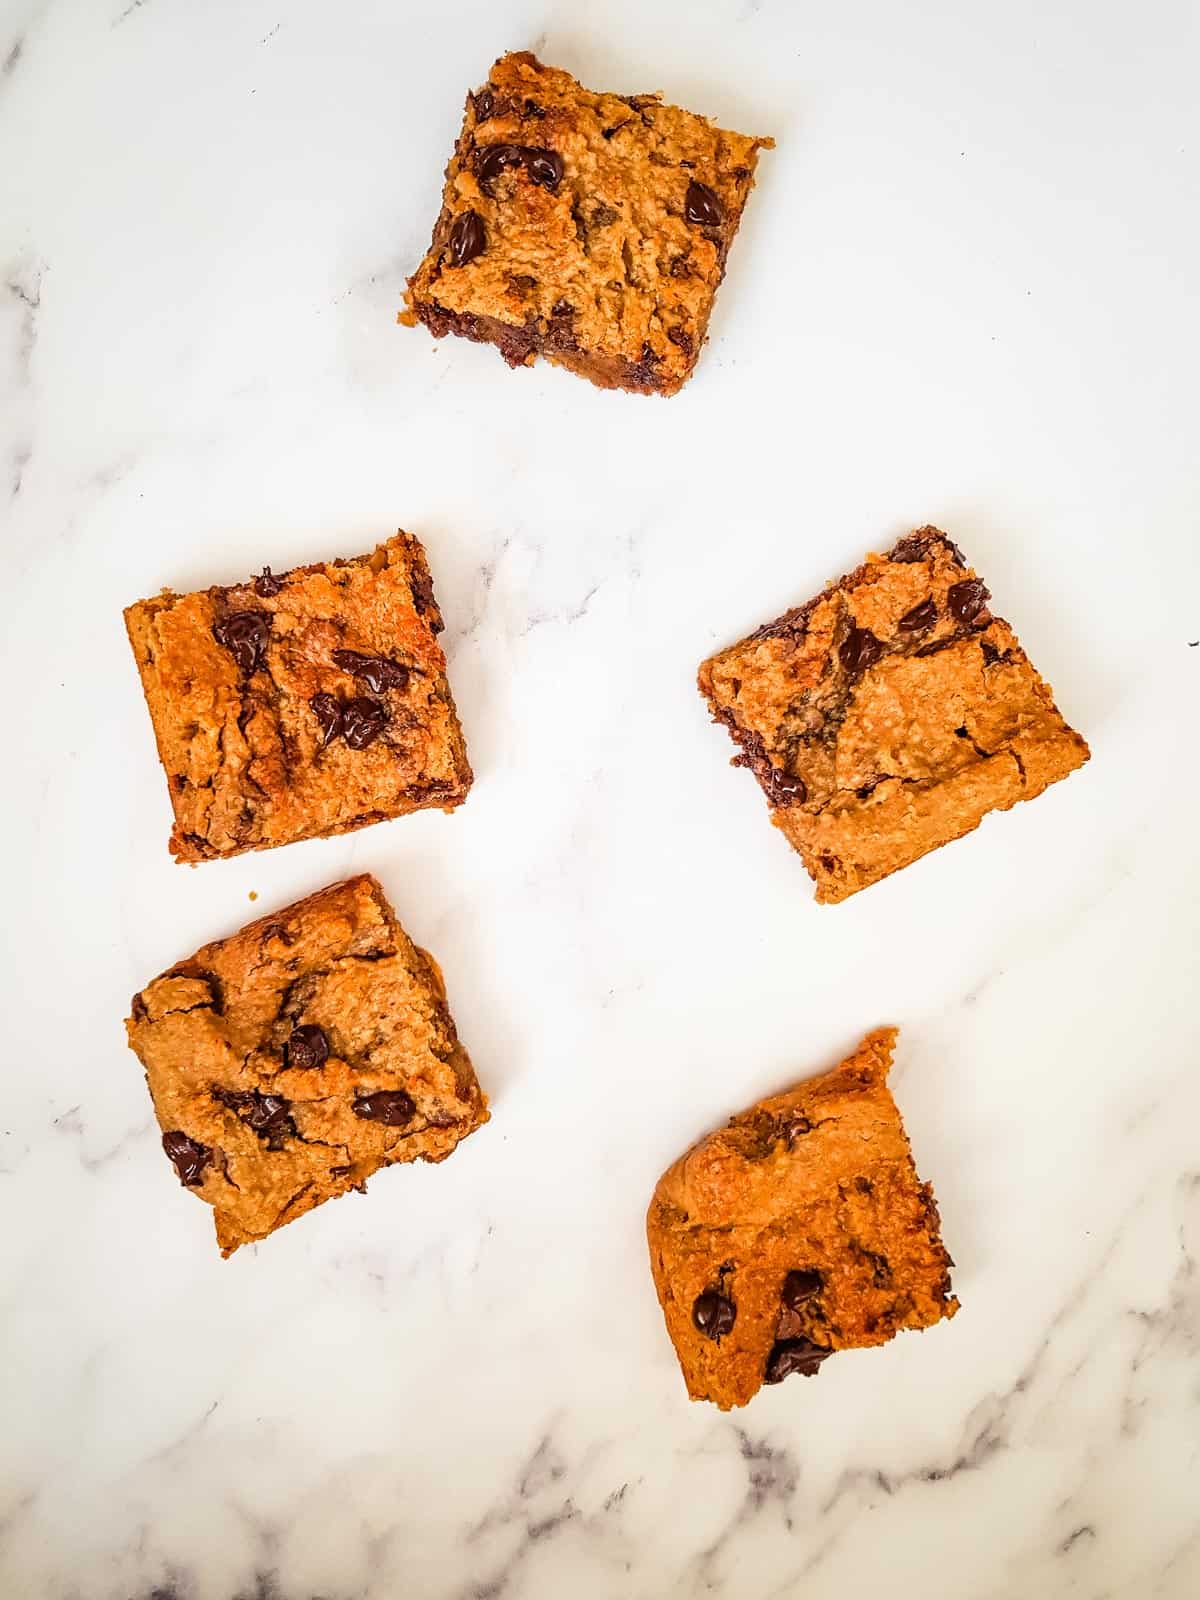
699;527;1090;902
404;51;773;396
125;531;471;862
647;1028;957;1410
126;875;488;1256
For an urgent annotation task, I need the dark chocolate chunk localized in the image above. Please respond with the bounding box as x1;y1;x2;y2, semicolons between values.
692;1289;737;1341
764;1337;831;1384
408;565;440;629
980;639;1003;666
781;1269;823;1310
523;97;545;119
254;566;283;598
448;209;486;267
215;1089;295;1151
162;1130;211;1187
839;625;883;678
309;692;343;747
475;142;525;190
763;766;807;805
890;530;966;566
947;579;990;624
341;697;389;750
331;649;410;694
898;598;937;632
286;1024;329;1071
352;1089;416;1126
473;87;494;120
524;147;564;191
212;611;270;676
684;179;723;227
667;326;694;356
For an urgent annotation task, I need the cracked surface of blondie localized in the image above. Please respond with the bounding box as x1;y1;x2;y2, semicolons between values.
126;875;488;1256
124;532;471;863
404;51;772;395
699;527;1090;902
647;1029;957;1410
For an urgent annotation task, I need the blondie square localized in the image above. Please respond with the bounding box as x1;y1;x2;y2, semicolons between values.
124;531;471;862
699;527;1090;902
647;1029;957;1410
403;51;772;396
126;875;488;1256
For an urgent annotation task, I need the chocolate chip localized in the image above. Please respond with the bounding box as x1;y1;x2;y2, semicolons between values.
898;598;937;631
473;88;494;120
212;611;270;675
215;1089;295;1151
309;692;342;747
947;579;990;624
980;639;1002;666
667;326;694;356
353;1089;416;1126
684;180;723;227
525;147;564;191
781;1269;823;1310
286;1024;329;1071
839;626;883;677
331;649;410;694
447;209;486;267
763;766;807;806
780;1113;812;1145
341;697;389;749
254;566;283;597
409;567;440;628
764;1338;831;1384
162;1130;211;1187
523;97;544;119
475;143;525;191
551;298;575;319
668;255;692;278
692;1289;737;1340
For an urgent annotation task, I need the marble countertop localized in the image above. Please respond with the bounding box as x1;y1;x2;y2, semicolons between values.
2;1;1197;1596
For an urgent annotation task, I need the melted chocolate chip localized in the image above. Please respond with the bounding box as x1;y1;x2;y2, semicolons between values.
781;1269;823;1310
525;147;564;191
341;696;389;749
667;326;694;356
980;639;1003;666
684;179;723;227
763;766;807;806
215;1089;295;1150
692;1289;737;1340
947;578;990;623
523;97;545;118
286;1024;329;1071
254;566;283;597
839;626;883;678
162;1130;211;1187
309;692;342;747
764;1337;831;1384
353;1089;416;1126
475;143;524;190
898;597;937;632
448;209;486;267
473;88;494;120
212;611;270;676
331;649;410;694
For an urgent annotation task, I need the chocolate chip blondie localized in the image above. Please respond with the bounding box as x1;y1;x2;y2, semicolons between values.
699;527;1090;902
647;1029;957;1410
403;51;773;395
126;875;488;1256
124;531;471;862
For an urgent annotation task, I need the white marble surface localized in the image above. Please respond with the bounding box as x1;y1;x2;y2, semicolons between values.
2;0;1198;1595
